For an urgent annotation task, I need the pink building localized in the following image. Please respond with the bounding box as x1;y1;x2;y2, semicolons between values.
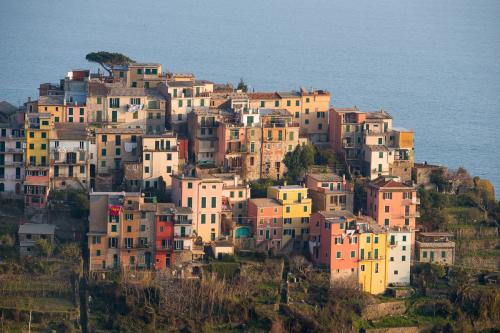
66;104;87;123
216;123;246;173
309;211;360;284
171;175;223;242
248;198;283;250
366;176;418;230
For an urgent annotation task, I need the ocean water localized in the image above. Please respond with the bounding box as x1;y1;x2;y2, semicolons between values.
1;0;499;193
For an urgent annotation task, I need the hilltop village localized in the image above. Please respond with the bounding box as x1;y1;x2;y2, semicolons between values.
0;58;499;332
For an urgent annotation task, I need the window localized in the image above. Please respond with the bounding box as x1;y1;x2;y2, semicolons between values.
102;135;107;143
145;153;150;160
109;98;120;108
201;197;206;208
385;206;390;213
211;214;216;224
361;265;365;272
187;182;192;189
383;192;392;200
92;236;101;244
379;152;384;158
402;235;407;242
303;205;308;212
360;249;365;259
127;226;132;232
441;251;446;258
111;225;117;232
375;263;379;273
350;251;356;258
116;148;121;156
390;257;394;262
336;251;342;259
97;97;102;104
402;255;406;262
305;108;310;114
260;101;265;107
96;250;101;256
374;236;379;244
41;143;46;150
201;214;206;224
384;218;389;226
286;207;290;213
394;270;399;275
101;148;106;156
366;236;371;243
144;166;149;173
422;251;427;258
187;197;192;208
125;213;133;220
211;197;216;208
178;100;183;107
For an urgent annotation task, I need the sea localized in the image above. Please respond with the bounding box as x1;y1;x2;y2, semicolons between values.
1;0;499;194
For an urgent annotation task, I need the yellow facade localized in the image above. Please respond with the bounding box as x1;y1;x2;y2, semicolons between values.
267;185;312;240
38;104;65;124
26;115;51;166
397;131;414;149
358;231;388;294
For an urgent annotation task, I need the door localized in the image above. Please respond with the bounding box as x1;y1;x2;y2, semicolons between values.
180;226;186;237
265;230;270;240
68;166;73;177
291;229;296;239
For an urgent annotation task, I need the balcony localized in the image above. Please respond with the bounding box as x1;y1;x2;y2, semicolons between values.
175;219;192;225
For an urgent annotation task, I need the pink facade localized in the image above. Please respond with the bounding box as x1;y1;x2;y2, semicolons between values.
310;211;359;278
248;198;283;245
366;177;418;230
215;124;246;172
172;175;223;242
24;172;49;208
66;105;87;123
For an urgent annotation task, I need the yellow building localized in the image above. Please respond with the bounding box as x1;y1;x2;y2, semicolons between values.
358;224;388;294
267;185;311;244
248;88;331;142
38;95;65;124
25;113;52;167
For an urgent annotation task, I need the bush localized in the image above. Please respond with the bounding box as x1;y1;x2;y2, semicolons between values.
0;234;15;247
415;299;453;318
207;262;241;279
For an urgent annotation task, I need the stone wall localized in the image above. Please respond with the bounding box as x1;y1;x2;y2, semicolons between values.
362;301;406;321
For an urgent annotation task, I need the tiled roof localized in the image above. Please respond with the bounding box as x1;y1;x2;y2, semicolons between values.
51;123;89;140
308;173;343;182
249;198;280;207
94;128;143;134
248;92;280;100
368;176;413;189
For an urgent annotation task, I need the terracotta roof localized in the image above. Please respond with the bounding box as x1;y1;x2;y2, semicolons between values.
318;210;355;219
248;92;280;100
368;176;413;189
94;128;143;134
51;123;89;140
88;82;110;96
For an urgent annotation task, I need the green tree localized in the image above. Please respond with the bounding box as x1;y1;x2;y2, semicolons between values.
85;51;135;75
67;190;89;218
283;144;315;182
315;148;337;166
237;78;248;92
464;177;496;220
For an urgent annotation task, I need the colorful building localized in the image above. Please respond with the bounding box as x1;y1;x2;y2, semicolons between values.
248;198;283;250
306;173;354;213
415;232;455;266
267;184;311;245
357;221;388;295
366;176;419;231
171;175;224;242
24;113;51;208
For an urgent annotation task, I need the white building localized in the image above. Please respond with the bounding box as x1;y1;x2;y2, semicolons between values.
387;227;412;286
49;123;91;191
0;103;25;197
142;132;179;189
